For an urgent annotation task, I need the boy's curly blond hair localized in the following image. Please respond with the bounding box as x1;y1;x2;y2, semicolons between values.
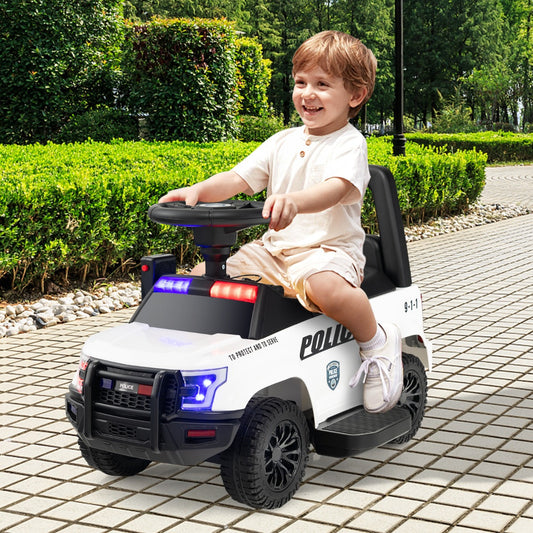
292;30;377;119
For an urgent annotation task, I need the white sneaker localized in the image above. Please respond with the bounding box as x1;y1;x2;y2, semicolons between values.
349;323;403;413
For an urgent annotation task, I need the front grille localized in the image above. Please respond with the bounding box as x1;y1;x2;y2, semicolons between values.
90;364;183;417
107;422;137;439
93;364;157;415
96;388;152;411
87;363;185;446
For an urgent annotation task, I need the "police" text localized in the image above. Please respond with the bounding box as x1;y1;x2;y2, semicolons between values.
299;324;353;359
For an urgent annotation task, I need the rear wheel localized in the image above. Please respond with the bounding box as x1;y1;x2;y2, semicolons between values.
391;353;427;444
78;438;150;476
220;397;309;509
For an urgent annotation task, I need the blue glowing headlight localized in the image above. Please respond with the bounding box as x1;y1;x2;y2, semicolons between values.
180;368;227;411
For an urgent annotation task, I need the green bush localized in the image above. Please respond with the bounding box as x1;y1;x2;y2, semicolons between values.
235;37;272;118
237;115;284;142
55;108;140;143
430;104;480;134
0;0;124;144
123;18;239;142
0;138;486;292
406;132;533;163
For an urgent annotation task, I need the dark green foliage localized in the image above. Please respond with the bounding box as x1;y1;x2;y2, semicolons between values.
0;0;124;144
123;18;239;142
55;109;140;143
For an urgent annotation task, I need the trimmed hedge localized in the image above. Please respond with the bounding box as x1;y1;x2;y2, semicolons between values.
367;138;487;225
0;138;486;292
406;132;533;163
123;18;239;142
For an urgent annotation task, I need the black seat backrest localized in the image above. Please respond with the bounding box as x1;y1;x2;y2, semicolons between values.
362;165;411;294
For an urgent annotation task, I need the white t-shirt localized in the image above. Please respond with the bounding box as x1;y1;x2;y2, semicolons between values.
233;123;370;272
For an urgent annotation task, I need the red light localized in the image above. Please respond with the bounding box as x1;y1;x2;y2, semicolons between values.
141;264;150;272
210;281;258;303
186;429;216;438
138;384;153;396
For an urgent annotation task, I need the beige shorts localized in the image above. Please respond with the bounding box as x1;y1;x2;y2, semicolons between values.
226;240;363;312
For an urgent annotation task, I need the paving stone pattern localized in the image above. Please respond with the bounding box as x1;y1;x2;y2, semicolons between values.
0;168;531;533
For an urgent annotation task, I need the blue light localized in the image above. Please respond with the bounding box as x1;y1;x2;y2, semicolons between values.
180;368;227;411
154;276;192;294
100;378;113;390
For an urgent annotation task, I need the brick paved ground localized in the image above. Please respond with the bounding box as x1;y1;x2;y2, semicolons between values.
0;167;531;533
483;166;533;208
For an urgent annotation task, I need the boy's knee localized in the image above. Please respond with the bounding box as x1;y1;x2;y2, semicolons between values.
191;262;205;276
305;271;343;306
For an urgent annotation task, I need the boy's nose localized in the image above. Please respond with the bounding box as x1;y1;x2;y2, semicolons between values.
303;85;317;98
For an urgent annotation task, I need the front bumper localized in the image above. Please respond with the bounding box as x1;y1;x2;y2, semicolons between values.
65;360;243;466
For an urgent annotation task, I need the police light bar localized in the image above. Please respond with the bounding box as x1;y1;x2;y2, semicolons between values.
209;281;258;303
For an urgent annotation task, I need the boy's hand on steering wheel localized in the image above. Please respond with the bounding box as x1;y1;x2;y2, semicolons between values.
263;194;298;231
159;186;199;206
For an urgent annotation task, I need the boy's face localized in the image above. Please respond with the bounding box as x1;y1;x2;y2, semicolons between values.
292;65;366;136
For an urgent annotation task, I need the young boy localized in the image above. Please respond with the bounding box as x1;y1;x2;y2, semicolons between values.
160;30;403;413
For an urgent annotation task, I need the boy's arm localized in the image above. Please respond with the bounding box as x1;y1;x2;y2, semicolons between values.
263;177;359;231
159;171;254;205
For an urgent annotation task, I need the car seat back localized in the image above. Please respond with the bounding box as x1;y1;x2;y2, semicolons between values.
361;165;411;297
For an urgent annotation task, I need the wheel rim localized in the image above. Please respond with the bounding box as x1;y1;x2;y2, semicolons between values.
264;420;302;491
399;369;422;419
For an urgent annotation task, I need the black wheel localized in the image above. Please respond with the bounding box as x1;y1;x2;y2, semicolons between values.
78;438;150;476
220;397;310;509
390;353;427;444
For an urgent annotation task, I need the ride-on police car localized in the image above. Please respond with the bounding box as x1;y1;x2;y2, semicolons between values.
66;165;432;509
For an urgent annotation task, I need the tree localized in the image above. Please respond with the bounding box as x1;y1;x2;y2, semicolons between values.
0;0;124;144
500;0;533;128
403;0;505;126
334;0;394;126
117;1;531;130
244;0;315;123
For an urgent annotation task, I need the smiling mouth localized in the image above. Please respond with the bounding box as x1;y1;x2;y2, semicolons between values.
303;105;323;113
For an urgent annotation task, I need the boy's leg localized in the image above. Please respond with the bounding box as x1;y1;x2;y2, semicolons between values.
305;271;376;341
305;271;403;413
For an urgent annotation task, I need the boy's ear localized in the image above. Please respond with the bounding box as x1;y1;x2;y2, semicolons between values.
349;88;368;110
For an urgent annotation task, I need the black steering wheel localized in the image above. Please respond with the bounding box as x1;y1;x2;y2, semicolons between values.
148;200;268;229
148;200;269;278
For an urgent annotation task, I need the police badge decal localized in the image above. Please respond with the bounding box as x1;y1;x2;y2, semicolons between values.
326;361;340;390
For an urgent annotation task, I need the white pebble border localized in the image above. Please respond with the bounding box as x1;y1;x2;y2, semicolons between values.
403;202;529;241
0;283;141;338
0;203;530;339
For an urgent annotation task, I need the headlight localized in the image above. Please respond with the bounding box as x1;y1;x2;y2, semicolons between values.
180;368;227;411
71;353;90;394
